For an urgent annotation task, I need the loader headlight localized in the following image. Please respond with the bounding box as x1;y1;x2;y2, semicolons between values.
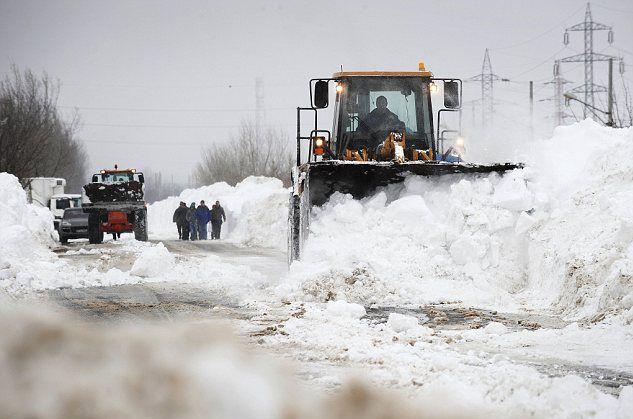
313;136;326;156
429;82;438;93
455;136;465;148
335;83;344;93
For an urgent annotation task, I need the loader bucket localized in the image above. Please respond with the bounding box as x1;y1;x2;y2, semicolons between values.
83;181;144;203
301;160;523;206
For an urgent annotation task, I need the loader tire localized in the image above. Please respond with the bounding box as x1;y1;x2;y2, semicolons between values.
134;208;148;241
88;212;103;244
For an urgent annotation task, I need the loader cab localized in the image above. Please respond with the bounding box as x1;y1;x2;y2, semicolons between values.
299;65;462;164
332;74;435;157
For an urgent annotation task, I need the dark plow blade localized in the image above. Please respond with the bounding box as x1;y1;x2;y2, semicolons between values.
306;161;523;206
83;181;144;203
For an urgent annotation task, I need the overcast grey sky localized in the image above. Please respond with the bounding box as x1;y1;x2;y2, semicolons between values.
2;0;632;183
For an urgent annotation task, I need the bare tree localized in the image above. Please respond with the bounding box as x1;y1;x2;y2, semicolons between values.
142;168;190;203
0;65;88;192
194;119;293;186
620;78;633;128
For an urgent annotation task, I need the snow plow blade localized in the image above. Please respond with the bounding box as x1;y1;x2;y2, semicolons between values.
83;181;144;203
301;161;523;206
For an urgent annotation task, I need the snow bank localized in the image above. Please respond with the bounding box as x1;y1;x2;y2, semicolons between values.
279;120;633;320
148;176;288;249
0;173;56;259
0;174;266;296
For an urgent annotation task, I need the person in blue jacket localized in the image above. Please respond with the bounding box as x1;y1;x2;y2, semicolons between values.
195;200;211;240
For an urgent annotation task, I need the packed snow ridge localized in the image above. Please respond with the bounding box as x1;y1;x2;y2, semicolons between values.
279;120;633;322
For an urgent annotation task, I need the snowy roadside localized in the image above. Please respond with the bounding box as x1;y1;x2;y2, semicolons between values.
2;120;633;417
0;173;283;298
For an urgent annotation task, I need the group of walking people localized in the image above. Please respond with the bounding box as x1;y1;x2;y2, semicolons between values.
173;200;226;241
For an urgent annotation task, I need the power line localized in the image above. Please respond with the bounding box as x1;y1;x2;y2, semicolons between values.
82;122;295;129
59;105;293;113
509;46;569;79
490;4;585;51
80;139;208;147
592;2;633;15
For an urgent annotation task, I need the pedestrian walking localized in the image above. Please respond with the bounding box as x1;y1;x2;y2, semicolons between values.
172;201;189;240
195;200;211;240
187;202;198;240
210;200;227;240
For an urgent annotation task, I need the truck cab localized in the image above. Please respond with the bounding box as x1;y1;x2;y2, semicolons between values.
50;194;82;227
23;177;82;230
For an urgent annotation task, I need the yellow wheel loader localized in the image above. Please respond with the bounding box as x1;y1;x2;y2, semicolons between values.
288;63;522;262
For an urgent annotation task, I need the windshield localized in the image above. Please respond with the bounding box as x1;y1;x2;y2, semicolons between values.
101;173;133;183
335;77;433;154
56;198;70;210
63;209;87;219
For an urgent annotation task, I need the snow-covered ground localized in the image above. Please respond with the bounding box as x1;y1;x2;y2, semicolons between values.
1;119;633;417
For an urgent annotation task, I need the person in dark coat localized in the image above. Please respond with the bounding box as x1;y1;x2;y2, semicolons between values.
173;201;189;240
186;202;198;240
210;201;227;240
358;95;405;149
195;200;211;240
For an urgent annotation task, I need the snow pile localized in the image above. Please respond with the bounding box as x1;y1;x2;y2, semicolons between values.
0;173;56;259
387;313;419;333
148;176;288;249
267;302;633;419
280;120;633;320
280;171;533;310
0;173;62;293
326;300;366;319
130;242;176;277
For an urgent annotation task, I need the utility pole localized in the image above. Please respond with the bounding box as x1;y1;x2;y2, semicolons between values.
561;3;615;119
255;77;265;131
608;57;614;127
529;81;534;140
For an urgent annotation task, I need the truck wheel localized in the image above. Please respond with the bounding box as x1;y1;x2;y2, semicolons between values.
60;235;68;245
134;208;148;241
88;212;103;244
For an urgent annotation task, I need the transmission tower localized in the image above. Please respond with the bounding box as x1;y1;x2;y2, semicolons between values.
255;77;265;130
469;49;506;131
560;2;615;119
545;61;573;126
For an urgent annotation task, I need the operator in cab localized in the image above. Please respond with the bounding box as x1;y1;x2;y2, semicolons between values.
358;95;405;148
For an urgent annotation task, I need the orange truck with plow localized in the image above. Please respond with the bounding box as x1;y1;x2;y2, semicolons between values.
82;166;148;244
